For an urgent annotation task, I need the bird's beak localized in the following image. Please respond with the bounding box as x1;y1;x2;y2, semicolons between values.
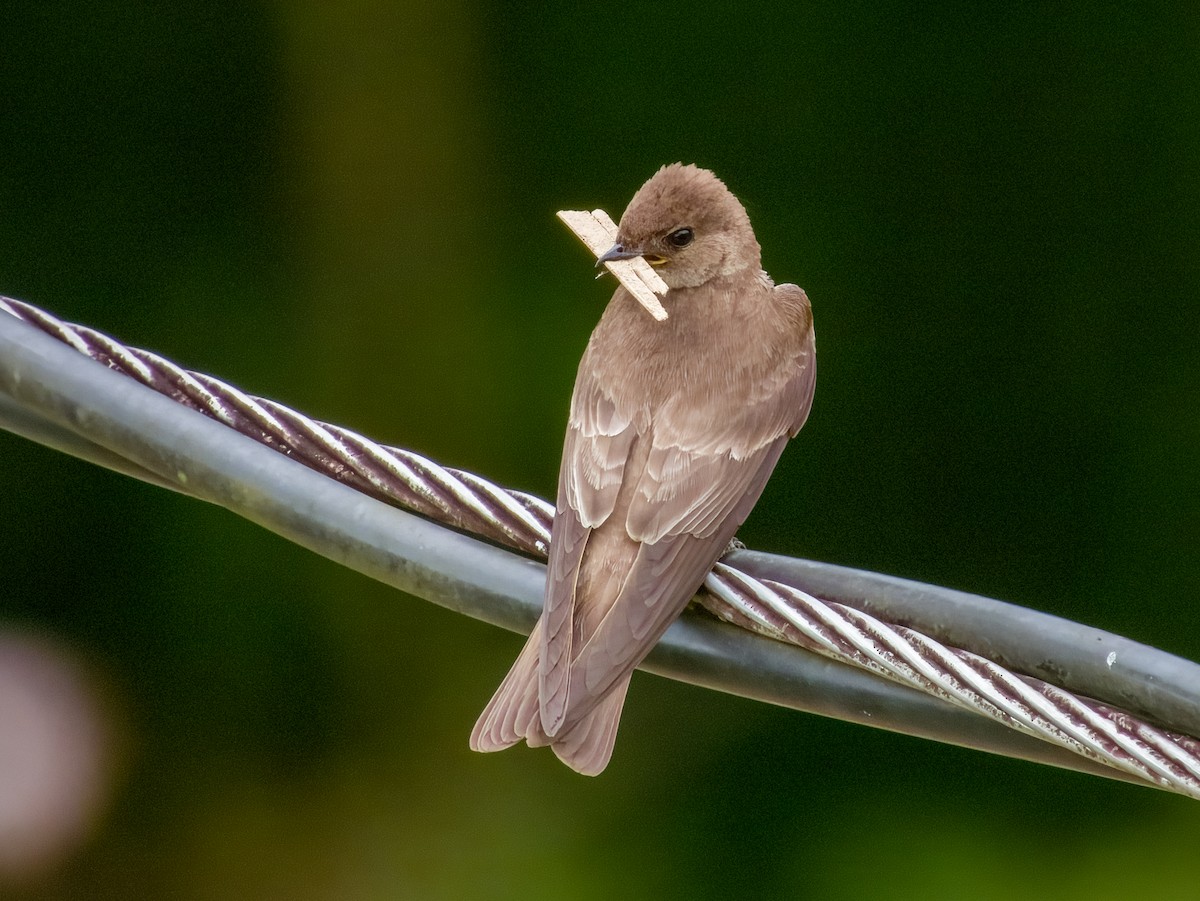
595;242;642;267
596;242;668;268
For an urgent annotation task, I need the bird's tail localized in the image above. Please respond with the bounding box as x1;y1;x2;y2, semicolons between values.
470;623;551;752
548;677;629;776
470;621;631;776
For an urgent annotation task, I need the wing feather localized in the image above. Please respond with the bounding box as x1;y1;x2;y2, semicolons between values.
563;373;638;526
537;502;590;733
561;434;792;722
541;365;639;735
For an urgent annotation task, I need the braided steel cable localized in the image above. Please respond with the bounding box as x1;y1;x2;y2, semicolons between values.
2;296;1198;798
704;565;1200;794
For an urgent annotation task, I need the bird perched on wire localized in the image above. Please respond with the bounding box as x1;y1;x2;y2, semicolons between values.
471;163;816;774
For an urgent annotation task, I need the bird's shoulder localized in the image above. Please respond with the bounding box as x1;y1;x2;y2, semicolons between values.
770;281;813;329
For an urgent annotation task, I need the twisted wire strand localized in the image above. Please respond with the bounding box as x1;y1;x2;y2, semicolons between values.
3;296;1198;799
6;299;551;555
704;564;1200;794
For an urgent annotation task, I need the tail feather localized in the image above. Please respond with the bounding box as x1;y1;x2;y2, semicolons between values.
550;675;630;776
470;621;632;775
470;624;549;752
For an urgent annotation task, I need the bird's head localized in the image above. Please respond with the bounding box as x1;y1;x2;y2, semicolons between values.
598;163;761;290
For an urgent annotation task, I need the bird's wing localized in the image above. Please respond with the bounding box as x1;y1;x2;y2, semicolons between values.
566;433;794;711
539;366;639;734
627;288;815;544
777;284;817;439
563;304;816;719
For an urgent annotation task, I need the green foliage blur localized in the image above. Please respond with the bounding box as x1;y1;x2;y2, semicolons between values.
2;2;1198;898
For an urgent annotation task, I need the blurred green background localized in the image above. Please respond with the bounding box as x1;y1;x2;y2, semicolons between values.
2;2;1199;898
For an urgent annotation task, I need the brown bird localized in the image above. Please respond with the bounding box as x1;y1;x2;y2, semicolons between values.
470;163;816;774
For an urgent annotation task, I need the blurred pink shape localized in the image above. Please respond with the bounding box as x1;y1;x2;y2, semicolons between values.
0;629;117;881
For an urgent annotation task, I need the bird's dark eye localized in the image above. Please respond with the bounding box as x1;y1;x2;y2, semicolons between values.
667;227;694;248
